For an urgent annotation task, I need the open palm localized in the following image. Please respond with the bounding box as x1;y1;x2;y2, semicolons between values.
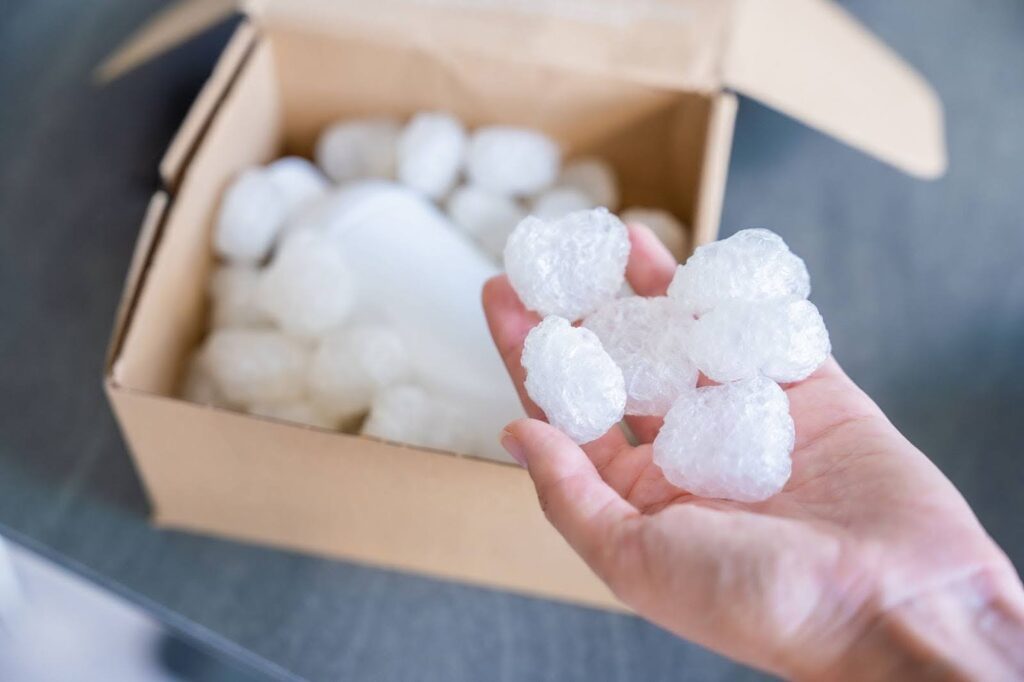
483;224;1023;679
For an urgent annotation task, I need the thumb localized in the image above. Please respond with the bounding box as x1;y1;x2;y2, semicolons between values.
501;418;639;584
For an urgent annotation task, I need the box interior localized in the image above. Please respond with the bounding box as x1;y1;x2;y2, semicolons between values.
114;22;726;403
271;24;717;222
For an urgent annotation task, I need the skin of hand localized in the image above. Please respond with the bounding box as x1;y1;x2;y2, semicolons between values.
482;224;1024;680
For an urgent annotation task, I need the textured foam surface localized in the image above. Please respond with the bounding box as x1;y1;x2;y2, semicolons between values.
307;323;411;421
362;384;477;454
213;167;288;264
208;264;271;329
315;118;400;183
258;230;355;338
504;208;630;320
668;228;810;315
199;329;309;406
521;316;626;443
583;297;698;416
689;299;831;383
557;157;618;210
531;187;594;220
466;126;560;197
620;207;688;260
446;185;525;261
396;112;466;199
653;376;795;502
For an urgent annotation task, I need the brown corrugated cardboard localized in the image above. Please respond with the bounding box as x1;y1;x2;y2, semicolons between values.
104;388;619;607
103;0;945;608
106;11;732;609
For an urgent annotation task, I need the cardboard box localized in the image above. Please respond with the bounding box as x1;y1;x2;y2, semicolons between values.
104;0;945;610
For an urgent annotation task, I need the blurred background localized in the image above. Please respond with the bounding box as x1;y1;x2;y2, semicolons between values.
0;0;1022;680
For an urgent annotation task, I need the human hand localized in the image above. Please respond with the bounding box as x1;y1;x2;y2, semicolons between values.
482;224;1024;680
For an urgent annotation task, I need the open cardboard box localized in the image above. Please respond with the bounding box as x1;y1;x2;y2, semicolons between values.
104;0;945;610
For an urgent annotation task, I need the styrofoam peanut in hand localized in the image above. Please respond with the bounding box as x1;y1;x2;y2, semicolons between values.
521;316;626;444
669;228;828;384
668;228;811;316
583;296;697;416
504;208;630;321
503;219;829;500
688;298;830;383
653;376;795;502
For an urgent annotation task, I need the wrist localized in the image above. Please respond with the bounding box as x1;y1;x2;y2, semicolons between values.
803;565;1024;682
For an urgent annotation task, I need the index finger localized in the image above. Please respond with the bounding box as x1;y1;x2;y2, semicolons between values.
624;222;679;297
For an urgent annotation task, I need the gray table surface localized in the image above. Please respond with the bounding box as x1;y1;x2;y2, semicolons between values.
1;1;1022;680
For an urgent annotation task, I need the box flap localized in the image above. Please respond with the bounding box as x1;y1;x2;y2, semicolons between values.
99;0;945;180
95;0;237;82
247;0;731;92
722;0;946;178
160;21;257;190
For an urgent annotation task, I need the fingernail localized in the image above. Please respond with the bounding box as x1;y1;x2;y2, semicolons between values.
500;429;527;468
